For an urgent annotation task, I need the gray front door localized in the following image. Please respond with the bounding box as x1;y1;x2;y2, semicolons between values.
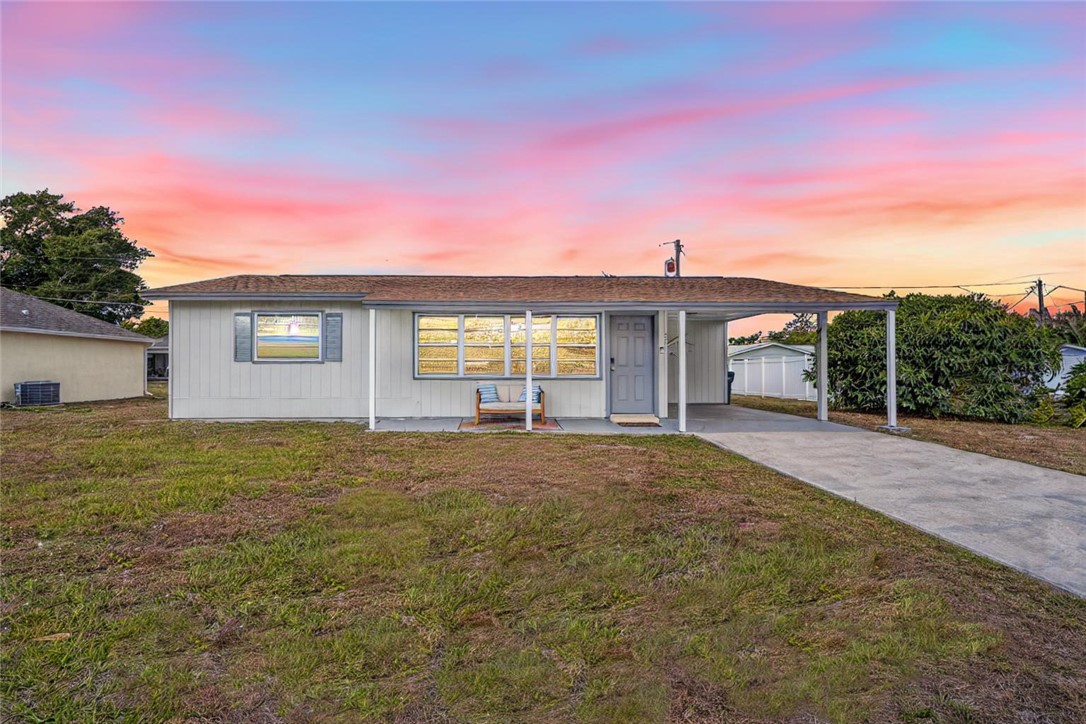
609;315;655;414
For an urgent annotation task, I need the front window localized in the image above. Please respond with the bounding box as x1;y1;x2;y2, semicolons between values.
415;314;598;378
416;315;459;375
255;313;322;360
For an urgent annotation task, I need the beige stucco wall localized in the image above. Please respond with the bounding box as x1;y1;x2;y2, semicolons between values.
0;331;148;403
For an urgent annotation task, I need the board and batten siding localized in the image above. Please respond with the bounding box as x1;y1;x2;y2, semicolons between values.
667;319;726;404
374;310;606;418
170;300;366;419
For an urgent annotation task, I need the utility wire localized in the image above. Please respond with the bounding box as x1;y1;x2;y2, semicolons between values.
1005;290;1036;311
824;281;1051;290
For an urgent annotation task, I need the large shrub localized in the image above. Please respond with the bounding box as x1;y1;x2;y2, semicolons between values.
824;294;1059;422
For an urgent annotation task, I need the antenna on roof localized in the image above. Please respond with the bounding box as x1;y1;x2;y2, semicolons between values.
660;239;684;277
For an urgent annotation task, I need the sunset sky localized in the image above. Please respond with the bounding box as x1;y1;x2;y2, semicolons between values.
3;1;1084;329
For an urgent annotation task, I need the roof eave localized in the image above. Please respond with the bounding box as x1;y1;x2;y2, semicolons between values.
1;326;154;344
361;299;897;312
143;291;370;301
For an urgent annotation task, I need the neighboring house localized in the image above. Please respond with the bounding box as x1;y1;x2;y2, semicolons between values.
1047;344;1086;394
728;342;817;401
145;275;900;430
0;288;153;403
147;335;169;379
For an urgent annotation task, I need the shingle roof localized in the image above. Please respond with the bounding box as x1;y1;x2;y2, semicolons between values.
0;288;153;343
729;342;815;356
145;275;891;307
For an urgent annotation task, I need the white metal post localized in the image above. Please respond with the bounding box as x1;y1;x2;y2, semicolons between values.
678;310;687;432
722;321;729;404
525;309;533;431
760;356;765;397
368;308;376;430
167;301;174;420
817;311;828;421
886;308;897;428
658;310;668;417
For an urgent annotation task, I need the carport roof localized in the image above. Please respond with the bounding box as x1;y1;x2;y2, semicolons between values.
146;274;894;309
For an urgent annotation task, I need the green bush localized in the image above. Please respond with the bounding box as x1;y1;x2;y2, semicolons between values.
824;294;1059;423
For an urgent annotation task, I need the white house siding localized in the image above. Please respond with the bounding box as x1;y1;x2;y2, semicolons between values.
667;319;726;404
170;300;366;419
374;309;606;418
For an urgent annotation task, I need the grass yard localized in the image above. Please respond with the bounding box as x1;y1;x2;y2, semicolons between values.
2;397;1085;722
731;395;1086;477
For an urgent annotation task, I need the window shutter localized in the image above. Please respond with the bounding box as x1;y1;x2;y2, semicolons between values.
234;313;252;362
324;313;343;361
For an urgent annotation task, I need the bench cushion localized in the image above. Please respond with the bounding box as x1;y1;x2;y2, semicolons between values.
480;401;542;412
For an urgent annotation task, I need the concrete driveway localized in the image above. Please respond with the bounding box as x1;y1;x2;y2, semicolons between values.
698;422;1086;597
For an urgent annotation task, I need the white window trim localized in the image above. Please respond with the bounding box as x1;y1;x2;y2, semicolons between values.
252;310;325;363
414;313;601;379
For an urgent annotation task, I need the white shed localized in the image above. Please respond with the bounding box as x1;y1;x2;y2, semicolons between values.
728;342;816;401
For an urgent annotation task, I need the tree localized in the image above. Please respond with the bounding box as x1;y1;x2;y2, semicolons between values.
122;316;168;338
1;189;153;324
822;293;1059;423
728;332;762;345
766;314;818;345
1048;306;1085;347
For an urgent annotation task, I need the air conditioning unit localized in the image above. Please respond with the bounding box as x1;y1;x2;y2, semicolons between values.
14;381;61;407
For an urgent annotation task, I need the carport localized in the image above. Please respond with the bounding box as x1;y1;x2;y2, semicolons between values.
663;298;901;433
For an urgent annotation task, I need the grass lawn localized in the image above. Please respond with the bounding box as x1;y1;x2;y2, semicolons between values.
2;397;1084;722
731;395;1086;477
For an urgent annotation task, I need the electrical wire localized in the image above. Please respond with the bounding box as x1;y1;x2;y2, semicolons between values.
1004;290;1036;311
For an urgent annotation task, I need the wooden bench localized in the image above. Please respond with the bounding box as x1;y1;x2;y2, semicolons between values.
475;384;545;424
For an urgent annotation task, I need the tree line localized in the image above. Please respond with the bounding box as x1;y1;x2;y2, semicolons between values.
1;190;167;336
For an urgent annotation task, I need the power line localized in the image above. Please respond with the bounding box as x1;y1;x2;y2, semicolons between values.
824;281;1049;290
1005;290;1036;311
29;296;143;306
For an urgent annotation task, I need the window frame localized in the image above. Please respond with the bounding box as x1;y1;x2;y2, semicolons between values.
413;313;601;380
251;310;325;364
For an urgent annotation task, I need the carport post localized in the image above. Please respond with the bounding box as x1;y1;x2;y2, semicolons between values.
525;309;533;431
678;310;687;432
368;308;376;430
886;309;897;428
816;311;828;421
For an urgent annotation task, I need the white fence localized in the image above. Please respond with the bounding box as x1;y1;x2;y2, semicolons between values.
729;355;817;401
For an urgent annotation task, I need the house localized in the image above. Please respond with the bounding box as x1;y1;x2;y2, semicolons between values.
727;342;817;401
145;275;901;430
0;288;153;403
147;335;169;379
1047;344;1086;394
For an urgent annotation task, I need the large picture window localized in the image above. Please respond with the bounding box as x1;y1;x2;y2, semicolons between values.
255;313;322;360
415;314;598;378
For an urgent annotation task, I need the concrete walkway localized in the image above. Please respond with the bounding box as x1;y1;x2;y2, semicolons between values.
698;426;1086;597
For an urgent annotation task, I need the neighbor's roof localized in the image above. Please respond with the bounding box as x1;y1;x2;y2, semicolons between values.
145;275;892;308
149;335;169;351
0;288;153;343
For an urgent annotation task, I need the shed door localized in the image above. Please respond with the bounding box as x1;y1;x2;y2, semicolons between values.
610;315;654;414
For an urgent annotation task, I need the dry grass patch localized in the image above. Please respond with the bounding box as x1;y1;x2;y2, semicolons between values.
731;395;1086;476
2;396;1084;722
